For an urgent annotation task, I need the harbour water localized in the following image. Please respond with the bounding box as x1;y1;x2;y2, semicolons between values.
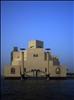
1;79;74;100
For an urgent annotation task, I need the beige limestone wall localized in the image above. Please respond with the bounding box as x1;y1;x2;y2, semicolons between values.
49;65;67;77
12;50;27;65
4;46;67;77
13;51;27;60
27;48;45;61
4;65;21;77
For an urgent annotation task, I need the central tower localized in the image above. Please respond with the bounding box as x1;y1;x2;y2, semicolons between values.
28;40;44;48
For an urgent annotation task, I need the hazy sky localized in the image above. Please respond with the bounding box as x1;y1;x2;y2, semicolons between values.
1;1;74;73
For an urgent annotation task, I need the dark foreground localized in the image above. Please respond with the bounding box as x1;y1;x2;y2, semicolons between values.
1;79;74;100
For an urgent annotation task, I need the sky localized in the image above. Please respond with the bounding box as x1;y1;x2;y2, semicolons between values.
1;1;74;74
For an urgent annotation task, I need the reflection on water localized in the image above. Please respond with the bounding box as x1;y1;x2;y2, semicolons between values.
1;79;74;100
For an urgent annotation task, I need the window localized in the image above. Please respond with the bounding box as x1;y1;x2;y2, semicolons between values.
44;52;47;60
33;54;38;57
24;68;26;72
55;67;60;74
45;68;47;72
11;68;15;74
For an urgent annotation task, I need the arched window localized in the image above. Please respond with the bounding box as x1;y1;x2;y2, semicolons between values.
11;68;15;74
56;67;60;74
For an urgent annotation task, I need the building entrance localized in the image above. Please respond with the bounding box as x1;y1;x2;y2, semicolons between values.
31;69;40;77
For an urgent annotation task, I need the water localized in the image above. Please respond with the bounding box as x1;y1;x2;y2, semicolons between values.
1;79;74;100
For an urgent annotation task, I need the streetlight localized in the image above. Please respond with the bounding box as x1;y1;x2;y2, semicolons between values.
20;48;26;79
45;48;51;79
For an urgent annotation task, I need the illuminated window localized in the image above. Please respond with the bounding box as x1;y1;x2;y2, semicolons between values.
11;68;15;74
56;67;60;74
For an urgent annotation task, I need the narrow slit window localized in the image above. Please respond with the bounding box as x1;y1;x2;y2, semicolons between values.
44;52;47;60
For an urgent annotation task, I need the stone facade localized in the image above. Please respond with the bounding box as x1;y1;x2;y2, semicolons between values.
4;40;67;78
